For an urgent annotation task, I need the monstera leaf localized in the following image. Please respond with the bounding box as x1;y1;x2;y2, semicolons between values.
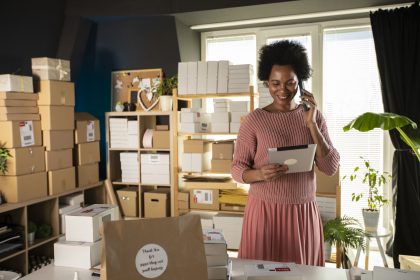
343;112;420;161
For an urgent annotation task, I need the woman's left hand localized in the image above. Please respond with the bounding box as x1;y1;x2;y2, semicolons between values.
300;89;317;127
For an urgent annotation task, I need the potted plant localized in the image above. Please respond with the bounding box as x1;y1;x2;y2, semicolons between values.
342;157;392;232
323;216;365;268
115;101;124;112
0;145;12;175
28;221;37;245
156;76;177;112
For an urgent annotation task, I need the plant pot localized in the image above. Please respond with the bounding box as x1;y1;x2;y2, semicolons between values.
115;104;124;112
324;242;332;261
362;209;379;232
159;96;173;112
28;231;35;245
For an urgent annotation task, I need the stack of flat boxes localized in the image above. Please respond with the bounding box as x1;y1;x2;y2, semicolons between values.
109;118;138;149
32;57;76;196
182;139;211;173
203;228;229;280
74;113;100;187
258;82;272;108
177;192;190;215
217;61;230;94
120;152;139;183
229;101;249;133
211;99;230;133
127;120;138;148
211;141;234;174
228;64;253;93
140;153;170;185
180;108;209;133
0;74;48;202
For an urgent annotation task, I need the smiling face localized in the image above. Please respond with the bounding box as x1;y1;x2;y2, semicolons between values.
266;64;299;111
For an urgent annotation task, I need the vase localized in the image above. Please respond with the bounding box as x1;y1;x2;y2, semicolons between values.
115;104;124;112
28;231;35;245
159;96;173;112
362;209;380;232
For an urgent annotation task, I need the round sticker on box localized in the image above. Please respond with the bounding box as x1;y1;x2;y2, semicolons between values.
135;244;168;278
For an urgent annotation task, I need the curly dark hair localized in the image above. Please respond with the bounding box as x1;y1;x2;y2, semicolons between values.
258;40;312;82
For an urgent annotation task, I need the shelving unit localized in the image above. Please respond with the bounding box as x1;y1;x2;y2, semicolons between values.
172;86;257;216
0;181;104;275
105;111;176;219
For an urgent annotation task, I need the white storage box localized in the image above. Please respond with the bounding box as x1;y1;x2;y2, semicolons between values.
182;152;211;173
213;213;243;250
230;122;241;133
141;174;170;185
177;62;188;95
229;101;249;112
180;111;201;123
197;61;207;94
31;57;71;81
59;193;84;206
187;61;197;94
0;74;33;93
231;111;248;123
217;61;229;93
140;153;169;164
65;204;119;242
180;122;200;133
54;238;101;269
59;205;82;234
207;61;218;93
211;123;230;133
211;112;230;123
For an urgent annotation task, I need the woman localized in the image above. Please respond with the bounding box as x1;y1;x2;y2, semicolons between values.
231;40;340;266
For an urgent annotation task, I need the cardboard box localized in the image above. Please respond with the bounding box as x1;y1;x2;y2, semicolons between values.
0;99;36;107
38;106;74;130
0;113;40;121
177;62;188;95
0;172;47;203
0;106;38;114
74;112;100;144
190;189;219;211
0;74;33;93
197;61;207;94
32;57;71;81
180;122;200;133
207;61;218;93
144;189;170;218
116;187;139;217
77;163;99;188
178;192;189;210
220;204;245;212
59;205;82;234
48;167;76;195
211;159;232;173
0;92;38;100
43;130;74;151
187;61;197;94
6;146;46;176
211;112;230;123
212;141;234;160
54;238;101;269
65;204;119;242
152;130;170;149
183;139;211;153
180;111;201;123
74;141;100;165
36;80;75;106
211;122;229;133
0;120;42;148
182;153;211;173
217;61;229;93
60;192;84;206
45;149;73;171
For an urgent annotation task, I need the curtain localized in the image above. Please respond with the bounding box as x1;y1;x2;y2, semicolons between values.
370;2;420;268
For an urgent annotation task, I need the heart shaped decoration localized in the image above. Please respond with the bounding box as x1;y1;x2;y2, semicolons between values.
137;89;159;112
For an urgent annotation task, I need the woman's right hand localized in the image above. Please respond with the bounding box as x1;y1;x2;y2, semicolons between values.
259;164;289;181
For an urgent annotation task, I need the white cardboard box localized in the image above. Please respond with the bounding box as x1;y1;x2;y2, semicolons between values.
65;204;119;242
211;122;230;133
230;122;241;133
231;112;248;123
141;173;170;185
59;193;84;206
217;61;229;93
180;111;201;123
207;61;218;93
197;61;207;94
178;62;188;95
0;74;33;93
187;62;197;94
54;238;101;269
211;112;230;123
213;214;243;250
180;122;201;133
182;152;211;173
229;101;249;112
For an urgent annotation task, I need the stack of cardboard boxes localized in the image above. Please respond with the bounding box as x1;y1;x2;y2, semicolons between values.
211;141;234;174
140;153;170;185
182;139;211;173
229;101;249;133
33;58;76;196
203;228;229;280
258;82;272;108
0;74;48;202
211;99;230;133
120;152;139;183
228;64;253;93
179;108;210;133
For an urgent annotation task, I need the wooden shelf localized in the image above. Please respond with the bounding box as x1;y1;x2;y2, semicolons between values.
183;179;238;190
178;132;238;136
140;148;171;152
0;249;26;263
106;111;172;116
112;180;139;185
176;92;258;100
109;147;139;151
28;235;60;250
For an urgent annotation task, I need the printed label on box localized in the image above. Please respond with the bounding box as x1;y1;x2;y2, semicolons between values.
135;243;168;278
19;121;34;147
87;121;95;142
193;190;213;205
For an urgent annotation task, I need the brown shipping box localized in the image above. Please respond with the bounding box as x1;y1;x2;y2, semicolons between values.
45;149;73;171
178;191;189;210
0;100;37;107
184;139;211;153
36;80;75;106
0;107;38;114
77;163;99;188
190;189;219;211
74;141;100;165
211;159;232;173
0;172;47;203
43;130;74;151
7;146;45;176
74;112;100;144
144;188;170;218
0;113;40;121
0;120;42;148
152;130;170;149
48;167;76;195
32;57;71;81
212;141;234;160
116;187;139;217
38;106;74;130
0;92;38;100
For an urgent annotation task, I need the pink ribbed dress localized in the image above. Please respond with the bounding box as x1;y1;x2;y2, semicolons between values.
231;106;340;266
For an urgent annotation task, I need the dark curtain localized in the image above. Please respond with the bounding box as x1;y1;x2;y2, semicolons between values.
370;2;420;268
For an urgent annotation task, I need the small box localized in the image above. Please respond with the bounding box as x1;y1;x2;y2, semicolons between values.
211;123;230;133
0;106;38;114
156;125;169;131
0;74;33;93
180;111;201;123
229;101;249;112
144;188;170;218
38;106;74;130
178;192;189;210
74;141;100;165
32;57;71;81
190;189;219;211
59;205;82;234
182;153;211;173
197;61;207;94
60;192;84;206
0;99;36;107
141;174;170;185
45;149;73;171
211;159;232;173
65;204;119;242
0;92;38;100
6;146;46;176
43;130;74;151
177;62;188;95
207;61;218;93
180;122;200;133
140;153;169;164
183;139;211;153
213;214;243;250
48;167;76;195
116;187;139;217
187;62;198;94
152;130;170;149
211;112;230;123
230;122;241;133
74;112;100;144
0;113;40;121
77;163;99;188
36;80;75;106
212;141;234;160
54;239;101;269
0;172;47;203
217;61;229;93
220;204;245;212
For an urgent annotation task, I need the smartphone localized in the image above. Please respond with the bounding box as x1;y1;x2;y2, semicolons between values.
298;81;309;111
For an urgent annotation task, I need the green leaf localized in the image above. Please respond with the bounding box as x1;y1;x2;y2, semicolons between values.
343;112;417;132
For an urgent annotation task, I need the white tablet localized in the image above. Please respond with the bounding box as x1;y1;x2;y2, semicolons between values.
268;144;317;173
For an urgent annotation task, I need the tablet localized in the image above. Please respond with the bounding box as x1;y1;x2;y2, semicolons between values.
268;144;317;173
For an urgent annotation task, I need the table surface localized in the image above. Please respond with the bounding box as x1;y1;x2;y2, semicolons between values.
20;258;348;280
